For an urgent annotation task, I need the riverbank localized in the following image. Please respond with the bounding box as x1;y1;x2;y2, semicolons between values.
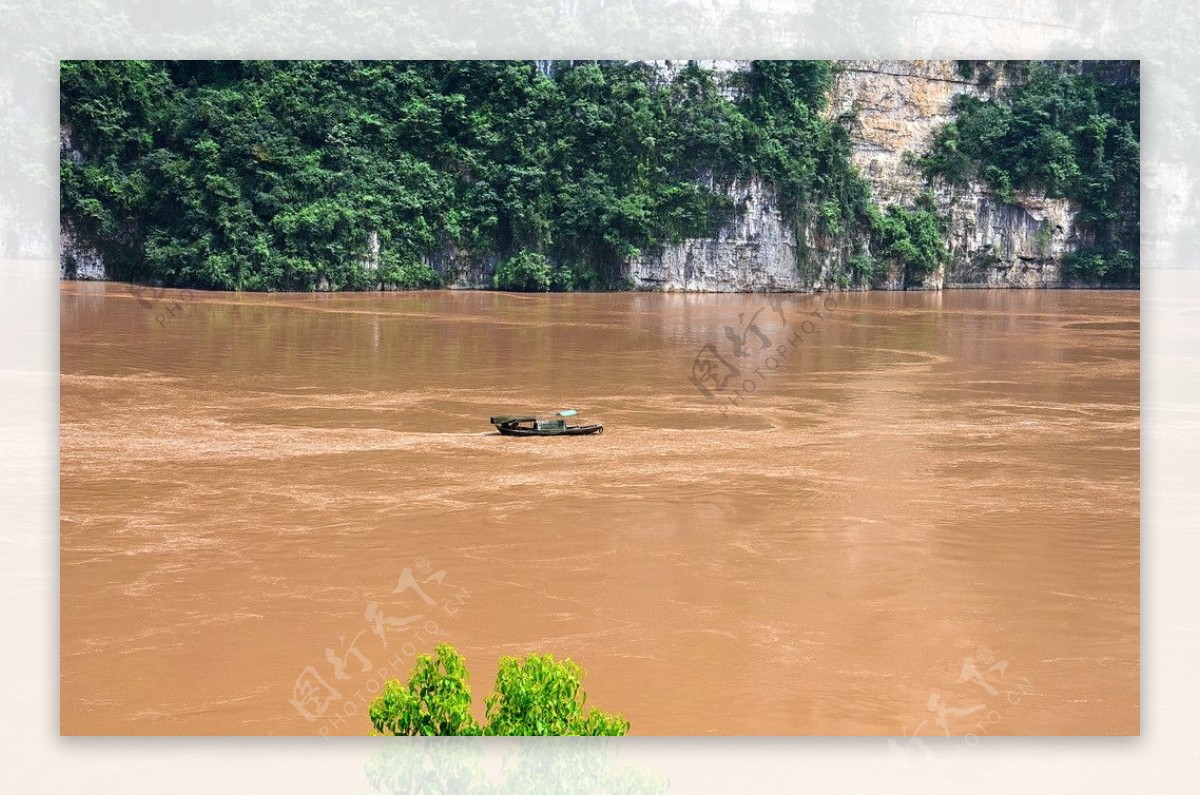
61;273;1140;293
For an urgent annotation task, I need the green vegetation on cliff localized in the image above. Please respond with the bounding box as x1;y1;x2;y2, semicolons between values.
60;59;930;291
921;61;1140;285
61;60;1136;291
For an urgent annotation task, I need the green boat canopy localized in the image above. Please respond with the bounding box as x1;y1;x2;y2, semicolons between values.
490;410;576;424
490;415;538;425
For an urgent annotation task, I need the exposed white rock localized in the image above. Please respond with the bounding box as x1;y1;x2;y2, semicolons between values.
641;59;752;99
362;230;381;272
629;60;1096;292
628;178;809;292
59;125;108;280
60;226;106;280
937;185;1088;288
426;242;496;290
828;59;1084;289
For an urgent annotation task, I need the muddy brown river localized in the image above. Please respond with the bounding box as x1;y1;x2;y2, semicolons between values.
60;283;1138;736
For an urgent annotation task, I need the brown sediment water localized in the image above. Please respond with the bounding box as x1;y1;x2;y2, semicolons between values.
60;283;1139;735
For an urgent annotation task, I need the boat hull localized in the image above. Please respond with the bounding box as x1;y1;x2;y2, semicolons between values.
496;424;604;437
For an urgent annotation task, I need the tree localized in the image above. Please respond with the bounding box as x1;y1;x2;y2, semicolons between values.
368;644;629;736
918;61;1139;284
369;645;478;736
483;653;630;736
493;250;552;291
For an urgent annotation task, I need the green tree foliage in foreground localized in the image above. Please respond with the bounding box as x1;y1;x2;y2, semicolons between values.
920;61;1140;285
368;644;629;736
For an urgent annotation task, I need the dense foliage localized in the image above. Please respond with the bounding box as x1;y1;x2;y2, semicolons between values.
369;644;479;736
60;59;921;291
61;60;1137;290
865;192;947;280
920;61;1140;285
368;644;629;736
493;250;553;292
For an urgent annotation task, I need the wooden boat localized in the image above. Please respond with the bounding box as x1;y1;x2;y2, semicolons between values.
490;410;604;437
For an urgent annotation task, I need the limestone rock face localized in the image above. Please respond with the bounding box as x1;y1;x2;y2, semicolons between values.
641;59;752;99
628;59;1093;292
627;179;809;292
827;60;1084;289
828;59;994;204
937;186;1089;288
426;243;496;290
60;124;109;280
60;226;106;280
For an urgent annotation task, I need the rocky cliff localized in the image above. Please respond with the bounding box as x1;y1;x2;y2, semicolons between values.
59;226;107;280
60;60;1104;290
829;59;1087;289
629;59;1090;292
60;125;109;280
626;178;808;292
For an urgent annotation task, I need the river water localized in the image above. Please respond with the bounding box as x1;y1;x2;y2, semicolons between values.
60;283;1139;735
